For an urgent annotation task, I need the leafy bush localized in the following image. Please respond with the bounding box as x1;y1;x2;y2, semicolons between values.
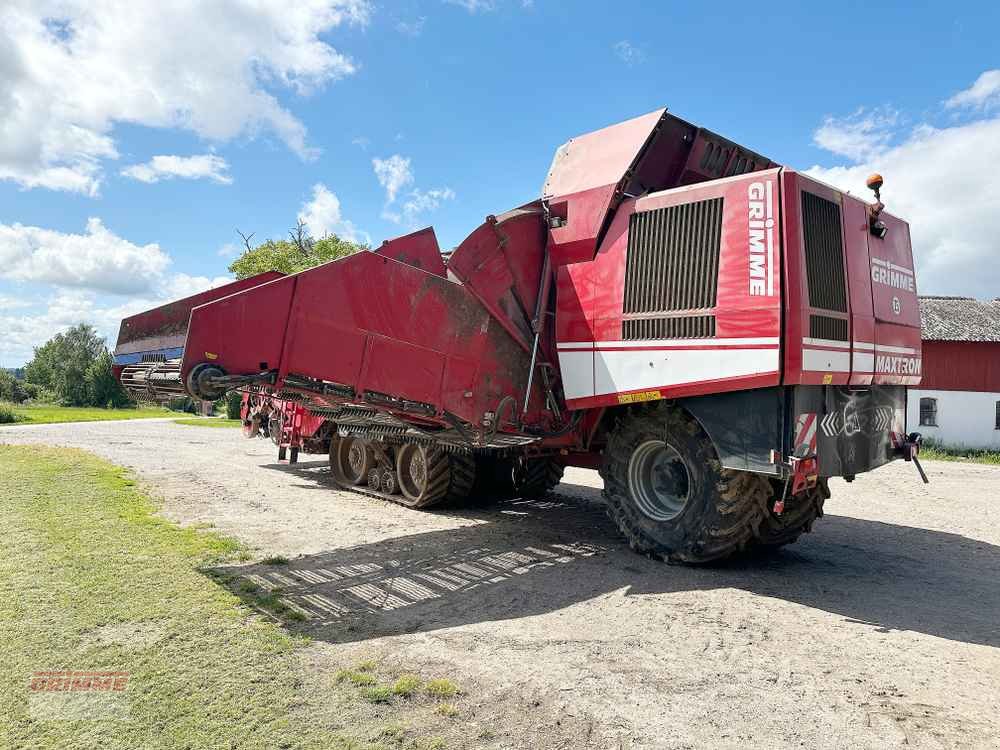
84;351;129;408
225;392;243;420
24;325;129;407
0;371;28;404
0;402;19;424
167;397;199;414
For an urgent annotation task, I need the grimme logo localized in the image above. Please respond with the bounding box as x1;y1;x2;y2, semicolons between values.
747;181;775;297
871;257;915;292
28;670;131;720
875;355;921;375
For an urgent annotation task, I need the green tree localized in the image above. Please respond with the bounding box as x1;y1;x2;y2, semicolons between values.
0;370;28;403
227;221;365;280
25;324;112;406
84;350;129;407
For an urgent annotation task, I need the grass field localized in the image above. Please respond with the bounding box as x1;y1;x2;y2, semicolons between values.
3;405;170;426
0;446;467;749
0;447;338;748
173;418;242;428
920;442;1000;465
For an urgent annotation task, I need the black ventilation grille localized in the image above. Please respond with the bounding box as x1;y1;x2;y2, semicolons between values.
801;191;847;312
623;197;723;327
809;314;848;342
699;142;730;177
623;315;716;341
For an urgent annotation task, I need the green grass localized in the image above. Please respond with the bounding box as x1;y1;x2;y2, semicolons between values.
336;670;378;687
920;441;1000;465
360;686;393;704
391;674;422;697
261;555;290;566
3;404;169;426
434;703;458;718
173;418;243;428
424;679;459;698
0;445;374;749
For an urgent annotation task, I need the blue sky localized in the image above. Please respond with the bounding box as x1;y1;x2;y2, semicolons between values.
2;0;1000;366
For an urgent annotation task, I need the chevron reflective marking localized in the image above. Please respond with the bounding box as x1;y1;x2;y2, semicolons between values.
873;407;893;431
820;411;842;437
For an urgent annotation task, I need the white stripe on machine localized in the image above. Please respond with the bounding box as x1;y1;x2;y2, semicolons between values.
557;337;779;351
802;348;851;372
557;341;779;400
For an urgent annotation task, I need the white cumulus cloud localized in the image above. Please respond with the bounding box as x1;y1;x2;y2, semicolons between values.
0;0;371;196
812;107;899;161
0;218;171;295
372;155;454;228
121;154;232;184
806;73;1000;299
444;0;497;11
0;280;231;367
397;187;456;227
372;154;414;203
945;69;1000;111
614;40;644;66
297;183;370;244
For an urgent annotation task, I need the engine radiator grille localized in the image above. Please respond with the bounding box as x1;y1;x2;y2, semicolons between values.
623;197;723;340
809;314;848;342
623;315;716;341
801;191;847;313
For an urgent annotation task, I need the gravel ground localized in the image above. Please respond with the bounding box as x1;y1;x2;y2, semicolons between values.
4;419;999;749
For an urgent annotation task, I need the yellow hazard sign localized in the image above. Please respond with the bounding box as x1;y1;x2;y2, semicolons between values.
618;390;662;404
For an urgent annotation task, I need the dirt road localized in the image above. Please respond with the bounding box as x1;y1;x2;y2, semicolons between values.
4;419;998;749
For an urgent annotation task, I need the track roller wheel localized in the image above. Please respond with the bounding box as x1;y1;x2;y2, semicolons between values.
381;470;400;495
395;443;475;509
513;456;565;499
367;468;382;492
601;402;772;564
329;435;376;487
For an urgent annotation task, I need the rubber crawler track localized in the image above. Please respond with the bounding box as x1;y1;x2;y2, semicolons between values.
329;438;475;509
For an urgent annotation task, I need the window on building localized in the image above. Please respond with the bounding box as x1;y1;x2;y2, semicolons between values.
995;401;1000;430
919;397;938;427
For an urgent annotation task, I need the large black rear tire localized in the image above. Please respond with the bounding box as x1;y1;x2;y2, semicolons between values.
601;403;772;563
752;478;829;549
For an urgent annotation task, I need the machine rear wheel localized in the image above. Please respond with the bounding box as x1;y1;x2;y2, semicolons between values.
752;478;829;549
601;403;771;563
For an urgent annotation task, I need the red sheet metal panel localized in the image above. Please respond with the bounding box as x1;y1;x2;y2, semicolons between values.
447;205;547;352
375;227;447;277
781;172;851;386
115;271;284;355
226;250;541;425
555;170;782;409
182;274;297;384
869;212;921;386
543;108;666;198
918;341;1000;391
842;195;876;385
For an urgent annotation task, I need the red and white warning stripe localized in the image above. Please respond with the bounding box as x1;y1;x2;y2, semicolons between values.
794;412;818;455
